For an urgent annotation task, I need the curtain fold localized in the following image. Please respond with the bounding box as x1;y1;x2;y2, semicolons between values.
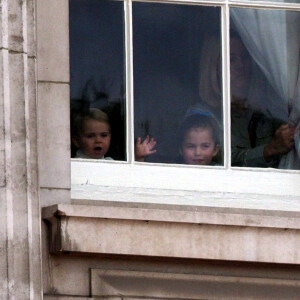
231;8;300;169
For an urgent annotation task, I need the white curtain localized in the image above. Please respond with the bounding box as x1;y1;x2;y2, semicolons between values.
231;8;300;169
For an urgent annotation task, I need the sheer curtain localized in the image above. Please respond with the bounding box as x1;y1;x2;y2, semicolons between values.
231;8;300;169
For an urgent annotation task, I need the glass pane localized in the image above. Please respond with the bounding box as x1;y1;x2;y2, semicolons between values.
241;0;299;3
70;0;126;161
230;8;300;169
133;3;223;166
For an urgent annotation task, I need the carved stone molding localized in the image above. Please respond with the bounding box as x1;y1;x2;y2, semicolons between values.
90;268;300;300
43;203;300;264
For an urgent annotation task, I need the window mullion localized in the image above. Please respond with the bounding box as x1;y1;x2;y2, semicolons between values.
228;0;300;11
124;0;135;164
221;3;231;168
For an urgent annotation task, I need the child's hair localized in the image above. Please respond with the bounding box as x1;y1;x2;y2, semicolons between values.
179;113;220;146
72;108;111;137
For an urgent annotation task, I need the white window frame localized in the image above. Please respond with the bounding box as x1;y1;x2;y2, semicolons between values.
71;0;300;211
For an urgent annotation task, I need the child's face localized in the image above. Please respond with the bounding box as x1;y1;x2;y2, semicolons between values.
72;119;111;159
181;127;219;165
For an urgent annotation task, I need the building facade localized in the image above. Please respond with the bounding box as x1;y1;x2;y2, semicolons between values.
1;0;300;299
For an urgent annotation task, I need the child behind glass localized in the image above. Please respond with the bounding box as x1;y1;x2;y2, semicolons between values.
72;108;113;159
177;113;221;166
72;108;156;161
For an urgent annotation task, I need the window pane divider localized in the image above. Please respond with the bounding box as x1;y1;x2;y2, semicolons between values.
221;3;231;169
124;0;135;164
227;1;300;11
131;0;300;10
132;0;226;6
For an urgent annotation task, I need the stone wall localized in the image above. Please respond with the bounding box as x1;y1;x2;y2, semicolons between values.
0;0;42;298
1;1;300;300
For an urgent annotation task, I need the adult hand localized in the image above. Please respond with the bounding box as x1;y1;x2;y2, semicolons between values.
135;135;157;162
263;124;295;161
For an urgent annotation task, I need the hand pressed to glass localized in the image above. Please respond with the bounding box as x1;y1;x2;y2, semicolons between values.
135;135;157;162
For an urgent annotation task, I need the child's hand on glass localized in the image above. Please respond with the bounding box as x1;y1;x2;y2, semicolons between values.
135;135;157;162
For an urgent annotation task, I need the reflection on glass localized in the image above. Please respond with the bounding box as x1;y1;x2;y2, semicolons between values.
133;3;223;166
246;0;299;3
69;0;126;160
230;8;300;169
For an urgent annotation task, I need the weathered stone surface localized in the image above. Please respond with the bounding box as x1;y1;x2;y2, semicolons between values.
9;51;27;193
5;0;36;55
42;221;51;296
91;268;300;300
44;297;100;300
44;296;121;300
0;187;8;299
61;217;300;264
5;51;30;299
26;0;36;57
38;82;70;189
43;203;300;264
27;57;38;188
0;50;5;187
37;0;69;82
25;42;41;300
8;0;24;52
0;0;4;48
40;188;70;207
0;1;42;298
41;238;300;299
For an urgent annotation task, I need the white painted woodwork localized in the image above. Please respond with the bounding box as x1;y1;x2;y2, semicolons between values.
72;0;300;209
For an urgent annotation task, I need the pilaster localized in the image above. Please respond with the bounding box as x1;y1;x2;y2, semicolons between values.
0;0;42;299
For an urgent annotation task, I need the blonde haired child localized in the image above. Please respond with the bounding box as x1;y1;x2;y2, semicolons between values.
72;108;112;159
72;108;156;161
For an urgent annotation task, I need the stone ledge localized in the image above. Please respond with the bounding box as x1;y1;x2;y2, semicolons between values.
43;201;300;229
44;297;93;300
91;268;300;300
42;202;300;264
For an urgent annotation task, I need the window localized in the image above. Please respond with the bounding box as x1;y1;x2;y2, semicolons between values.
71;0;300;209
230;8;300;169
132;3;223;165
70;0;126;161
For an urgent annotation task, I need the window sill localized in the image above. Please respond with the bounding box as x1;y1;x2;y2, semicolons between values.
71;161;300;210
42;201;300;264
